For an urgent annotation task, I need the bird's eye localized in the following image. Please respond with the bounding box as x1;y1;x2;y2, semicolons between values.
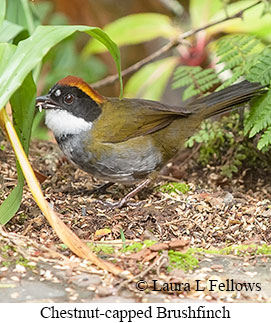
63;93;74;105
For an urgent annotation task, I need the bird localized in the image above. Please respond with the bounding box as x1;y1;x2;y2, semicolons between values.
36;75;264;207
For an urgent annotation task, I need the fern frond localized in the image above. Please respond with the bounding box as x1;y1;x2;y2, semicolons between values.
247;48;271;85
172;66;220;101
171;34;271;151
244;92;271;137
257;126;271;150
216;34;261;71
215;34;262;90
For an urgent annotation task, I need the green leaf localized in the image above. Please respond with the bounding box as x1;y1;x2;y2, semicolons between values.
0;20;25;42
0;170;24;225
124;57;178;101
208;1;271;41
0;72;36;225
5;0;27;28
190;0;222;28
83;13;178;55
0;0;6;26
11;73;36;154
0;43;16;73
0;25;122;222
0;24;122;110
5;0;37;32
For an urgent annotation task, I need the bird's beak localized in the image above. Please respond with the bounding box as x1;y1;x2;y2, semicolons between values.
36;95;58;112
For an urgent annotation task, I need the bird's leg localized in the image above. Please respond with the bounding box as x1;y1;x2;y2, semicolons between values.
117;178;151;208
98;178;152;209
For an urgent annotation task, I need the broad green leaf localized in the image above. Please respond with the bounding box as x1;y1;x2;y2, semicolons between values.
0;0;6;26
124;57;178;101
0;72;36;224
0;26;121;222
0;42;16;72
83;13;179;55
5;0;40;35
208;1;271;40
0;169;24;225
0;20;24;42
5;0;28;30
0;42;24;224
4;0;40;38
0;24;122;110
190;0;222;29
11;73;36;155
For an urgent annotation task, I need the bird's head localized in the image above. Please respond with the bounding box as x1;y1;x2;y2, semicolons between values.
36;75;105;136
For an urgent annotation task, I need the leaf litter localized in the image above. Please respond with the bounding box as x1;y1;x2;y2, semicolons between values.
0;137;271;302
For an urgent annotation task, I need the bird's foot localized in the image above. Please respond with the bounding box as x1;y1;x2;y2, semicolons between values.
95;178;151;209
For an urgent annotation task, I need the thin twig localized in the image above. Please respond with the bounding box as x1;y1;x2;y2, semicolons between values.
91;0;262;89
92;40;178;88
177;0;262;40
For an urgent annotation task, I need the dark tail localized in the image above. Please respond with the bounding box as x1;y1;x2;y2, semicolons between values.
188;80;266;119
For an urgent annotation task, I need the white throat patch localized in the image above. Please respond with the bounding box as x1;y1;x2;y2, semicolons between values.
45;109;92;137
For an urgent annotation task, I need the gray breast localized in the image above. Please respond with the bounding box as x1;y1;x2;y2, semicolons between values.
56;132;162;184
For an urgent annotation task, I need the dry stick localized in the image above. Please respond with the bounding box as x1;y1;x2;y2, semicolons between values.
91;0;262;89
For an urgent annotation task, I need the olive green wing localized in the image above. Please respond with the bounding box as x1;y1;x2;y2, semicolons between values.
92;97;191;143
